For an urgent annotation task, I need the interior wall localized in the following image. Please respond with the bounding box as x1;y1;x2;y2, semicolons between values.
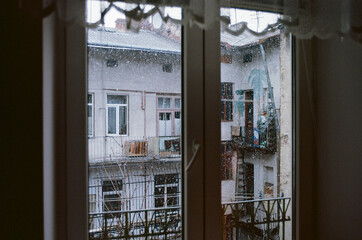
314;37;362;239
1;1;43;239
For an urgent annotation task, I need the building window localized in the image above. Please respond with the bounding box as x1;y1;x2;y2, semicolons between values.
106;95;127;135
102;179;122;212
106;59;118;67
223;214;234;240
221;83;233;121
158;97;172;109
263;166;274;197
221;142;233;180
87;94;93;137
243;53;252;63
244;90;254;144
154;174;179;208
157;96;181;136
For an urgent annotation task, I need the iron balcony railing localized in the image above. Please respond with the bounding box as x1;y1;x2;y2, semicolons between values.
222;197;291;240
233;126;277;153
88;197;291;240
89;206;182;240
88;136;181;162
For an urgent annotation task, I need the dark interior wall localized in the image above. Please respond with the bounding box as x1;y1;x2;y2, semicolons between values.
0;1;43;239
314;37;362;239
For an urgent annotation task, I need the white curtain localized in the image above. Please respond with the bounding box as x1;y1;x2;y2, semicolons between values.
35;0;361;43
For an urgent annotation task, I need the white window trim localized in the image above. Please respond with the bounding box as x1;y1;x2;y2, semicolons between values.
106;94;128;136
154;174;180;208
44;1;310;240
157;95;182;137
102;179;123;212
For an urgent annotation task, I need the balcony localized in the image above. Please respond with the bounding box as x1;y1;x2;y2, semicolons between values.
222;197;291;240
232;126;277;153
88;197;291;240
88;136;181;163
89;206;182;239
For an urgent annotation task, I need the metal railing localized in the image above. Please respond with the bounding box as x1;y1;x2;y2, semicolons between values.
88;197;291;240
233;126;277;152
222;197;291;240
88;136;181;162
89;206;182;240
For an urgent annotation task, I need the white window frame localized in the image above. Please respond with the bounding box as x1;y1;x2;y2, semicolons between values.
154;173;180;208
106;94;128;136
102;179;123;212
157;95;182;137
43;1;311;240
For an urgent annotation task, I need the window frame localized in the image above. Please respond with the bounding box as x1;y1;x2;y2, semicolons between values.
221;82;234;122
154;173;180;208
221;141;233;180
43;1;304;240
102;179;123;212
157;95;182;137
106;94;128;136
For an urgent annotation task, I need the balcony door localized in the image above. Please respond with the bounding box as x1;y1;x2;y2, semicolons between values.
245;90;254;144
158;112;172;136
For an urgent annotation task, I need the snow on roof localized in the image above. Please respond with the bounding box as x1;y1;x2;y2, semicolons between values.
87;27;181;53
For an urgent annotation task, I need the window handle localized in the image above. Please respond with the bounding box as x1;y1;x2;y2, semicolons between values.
186;140;200;172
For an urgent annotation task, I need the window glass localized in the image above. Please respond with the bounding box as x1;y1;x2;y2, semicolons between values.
158;97;172;109
107;107;116;134
107;95;126;104
154;174;180;207
221;83;233;121
220;8;292;240
119;106;127;135
87;2;182;239
175;98;181;108
87;94;93;136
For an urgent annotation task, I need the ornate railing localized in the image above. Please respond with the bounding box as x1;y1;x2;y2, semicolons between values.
222;197;291;240
233;126;277;153
88;197;291;239
89;206;182;240
88;136;181;162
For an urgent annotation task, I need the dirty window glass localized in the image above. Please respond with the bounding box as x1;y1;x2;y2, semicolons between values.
220;9;292;240
87;1;182;239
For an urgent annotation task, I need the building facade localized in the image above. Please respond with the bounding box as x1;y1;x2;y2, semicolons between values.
87;18;291;239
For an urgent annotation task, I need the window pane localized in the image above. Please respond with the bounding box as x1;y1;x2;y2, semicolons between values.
220;8;292;240
158;98;164;108
87;105;92;136
175;112;181;135
88;94;92;103
119;106;127;135
164;98;171;108
107;95;126;104
107;107;116;134
87;3;182;239
175;98;181;108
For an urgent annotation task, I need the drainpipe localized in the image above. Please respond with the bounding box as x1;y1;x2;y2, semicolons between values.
141;91;147;137
259;44;279;133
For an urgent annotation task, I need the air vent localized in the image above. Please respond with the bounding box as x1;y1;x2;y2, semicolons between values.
106;59;118;67
162;63;173;73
